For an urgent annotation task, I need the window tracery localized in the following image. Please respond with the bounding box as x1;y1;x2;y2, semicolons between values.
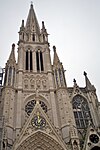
25;100;47;116
72;95;92;128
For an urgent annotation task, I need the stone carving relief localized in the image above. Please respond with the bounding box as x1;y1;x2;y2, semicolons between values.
23;74;48;90
24;79;29;89
30;79;35;89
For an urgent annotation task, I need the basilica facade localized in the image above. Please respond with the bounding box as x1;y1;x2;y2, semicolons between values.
0;4;100;150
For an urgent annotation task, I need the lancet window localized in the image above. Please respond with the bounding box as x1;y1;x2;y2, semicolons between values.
25;50;33;71
58;68;63;86
55;69;59;87
36;50;44;72
72;95;92;129
4;68;8;86
8;67;12;86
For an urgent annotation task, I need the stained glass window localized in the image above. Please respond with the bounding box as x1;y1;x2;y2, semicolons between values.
25;100;47;115
72;95;92;129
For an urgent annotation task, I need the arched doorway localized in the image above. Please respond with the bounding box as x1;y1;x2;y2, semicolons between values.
16;131;66;150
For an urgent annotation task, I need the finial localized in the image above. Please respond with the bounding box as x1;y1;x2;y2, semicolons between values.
73;78;76;83
30;1;33;8
22;20;24;27
12;43;15;50
42;21;45;28
84;71;87;76
53;46;56;51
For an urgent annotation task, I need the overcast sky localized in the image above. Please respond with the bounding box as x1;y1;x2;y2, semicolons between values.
0;0;100;99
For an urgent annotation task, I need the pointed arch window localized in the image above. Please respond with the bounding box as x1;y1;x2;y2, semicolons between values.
25;50;33;71
58;68;63;86
32;33;35;41
72;95;92;129
36;50;44;72
8;67;12;86
26;50;28;70
12;68;15;86
55;69;59;87
4;68;8;86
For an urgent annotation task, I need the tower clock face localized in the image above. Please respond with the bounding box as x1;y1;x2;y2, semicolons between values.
31;115;46;128
89;134;99;144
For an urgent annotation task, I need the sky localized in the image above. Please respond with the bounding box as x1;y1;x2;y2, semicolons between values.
0;0;100;99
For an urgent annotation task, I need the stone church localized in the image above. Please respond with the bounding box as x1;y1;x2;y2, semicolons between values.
0;4;100;150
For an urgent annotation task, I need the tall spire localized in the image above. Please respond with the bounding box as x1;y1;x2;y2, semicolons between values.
25;4;40;35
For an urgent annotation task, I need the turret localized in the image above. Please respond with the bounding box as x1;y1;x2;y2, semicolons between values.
4;44;16;87
40;21;48;43
18;20;25;42
53;46;66;88
84;71;96;92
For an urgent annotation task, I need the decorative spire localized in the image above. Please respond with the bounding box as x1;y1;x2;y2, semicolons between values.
53;46;60;65
84;71;95;91
25;4;40;35
7;44;16;66
73;78;77;86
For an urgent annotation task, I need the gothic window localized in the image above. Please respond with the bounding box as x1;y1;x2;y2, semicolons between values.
36;51;39;71
12;68;15;86
32;33;35;41
36;50;44;72
25;100;47;116
55;69;59;86
4;68;8;86
25;50;33;71
26;50;28;70
59;68;63;86
40;51;44;71
8;67;12;86
30;51;33;71
72;95;92;129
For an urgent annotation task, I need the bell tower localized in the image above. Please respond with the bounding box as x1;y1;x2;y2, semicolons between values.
1;3;100;150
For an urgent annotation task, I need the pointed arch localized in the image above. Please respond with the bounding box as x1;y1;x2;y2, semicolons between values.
16;131;66;150
25;46;33;71
72;95;92;129
36;49;44;72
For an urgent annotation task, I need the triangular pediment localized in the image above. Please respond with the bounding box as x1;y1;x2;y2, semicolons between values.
71;83;87;100
13;101;67;150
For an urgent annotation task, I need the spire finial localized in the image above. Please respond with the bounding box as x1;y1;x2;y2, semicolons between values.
30;1;33;8
84;71;87;76
53;46;56;51
12;43;15;50
42;21;45;29
73;78;76;83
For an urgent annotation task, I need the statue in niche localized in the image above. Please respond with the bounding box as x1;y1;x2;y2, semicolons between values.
42;79;47;89
30;79;35;89
24;79;28;89
36;79;41;89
